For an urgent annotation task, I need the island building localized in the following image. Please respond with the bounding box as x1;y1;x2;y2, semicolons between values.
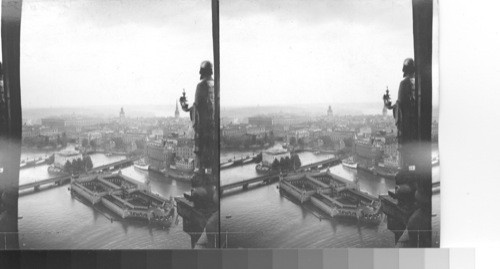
53;149;83;169
262;145;290;167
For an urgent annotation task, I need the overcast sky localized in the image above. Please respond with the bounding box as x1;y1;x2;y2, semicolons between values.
220;0;438;107
20;0;213;109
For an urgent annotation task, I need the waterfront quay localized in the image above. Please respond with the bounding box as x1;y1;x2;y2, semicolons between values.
18;152;193;249
71;173;174;224
279;171;383;225
220;148;440;248
220;150;397;248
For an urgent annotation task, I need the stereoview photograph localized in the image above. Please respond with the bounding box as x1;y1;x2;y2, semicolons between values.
8;0;218;249
219;0;438;248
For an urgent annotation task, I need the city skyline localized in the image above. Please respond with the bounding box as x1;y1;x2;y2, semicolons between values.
20;0;213;109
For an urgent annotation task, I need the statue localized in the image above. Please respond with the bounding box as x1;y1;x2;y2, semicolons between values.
177;61;218;248
179;61;216;176
382;57;431;247
383;58;418;170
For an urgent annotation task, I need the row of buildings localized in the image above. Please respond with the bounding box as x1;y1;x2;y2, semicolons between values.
22;106;193;154
145;137;195;172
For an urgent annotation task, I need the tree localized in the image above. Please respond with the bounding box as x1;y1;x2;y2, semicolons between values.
283;156;291;171
89;140;97;149
64;160;72;174
298;138;305;147
47;154;55;165
289;136;297;146
291;154;301;170
83;156;93;171
112;137;125;151
271;159;280;171
81;138;89;148
321;136;333;147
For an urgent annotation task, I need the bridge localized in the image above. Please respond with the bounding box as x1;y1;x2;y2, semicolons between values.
220;157;340;195
18;157;137;193
296;157;341;172
90;157;137;172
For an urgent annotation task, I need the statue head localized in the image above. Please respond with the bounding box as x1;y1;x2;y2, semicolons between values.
402;58;415;77
199;60;213;79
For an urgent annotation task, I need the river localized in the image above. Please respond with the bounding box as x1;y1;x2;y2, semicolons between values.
17;147;440;249
220;149;440;248
18;152;193;249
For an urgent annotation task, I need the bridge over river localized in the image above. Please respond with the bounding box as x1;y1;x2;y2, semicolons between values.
18;157;138;192
220;157;341;195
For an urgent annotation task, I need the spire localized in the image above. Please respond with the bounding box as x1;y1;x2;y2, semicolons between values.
175;100;180;118
327;105;333;117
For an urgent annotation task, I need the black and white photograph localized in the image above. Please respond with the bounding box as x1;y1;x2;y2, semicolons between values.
219;0;438;248
3;0;219;249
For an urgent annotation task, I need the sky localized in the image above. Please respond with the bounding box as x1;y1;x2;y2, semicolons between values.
220;0;439;107
20;0;213;109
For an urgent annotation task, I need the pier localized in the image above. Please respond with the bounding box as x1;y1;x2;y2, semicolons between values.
220;157;340;195
18;157;138;193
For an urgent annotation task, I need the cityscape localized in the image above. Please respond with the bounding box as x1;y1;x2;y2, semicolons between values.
218;0;438;248
18;105;213;249
13;0;216;249
220;105;440;248
1;0;440;251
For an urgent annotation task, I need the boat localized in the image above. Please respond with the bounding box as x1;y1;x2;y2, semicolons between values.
166;167;193;181
134;159;149;171
48;165;65;175
20;162;27;168
35;158;45;165
342;157;358;169
255;163;270;174
242;157;253;164
220;161;234;169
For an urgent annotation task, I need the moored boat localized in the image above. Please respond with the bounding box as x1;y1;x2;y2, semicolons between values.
342;157;358;169
255;163;270;174
134;159;149;171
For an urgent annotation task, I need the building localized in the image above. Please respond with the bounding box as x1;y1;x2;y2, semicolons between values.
248;116;273;127
123;131;147;144
41;118;66;130
146;140;167;171
175;139;195;160
221;125;246;139
354;139;383;161
327;105;333;117
54;149;83;169
262;145;290;166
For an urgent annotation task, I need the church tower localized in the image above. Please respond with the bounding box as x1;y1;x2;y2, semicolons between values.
327;105;333;117
119;107;125;123
175;101;180;118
